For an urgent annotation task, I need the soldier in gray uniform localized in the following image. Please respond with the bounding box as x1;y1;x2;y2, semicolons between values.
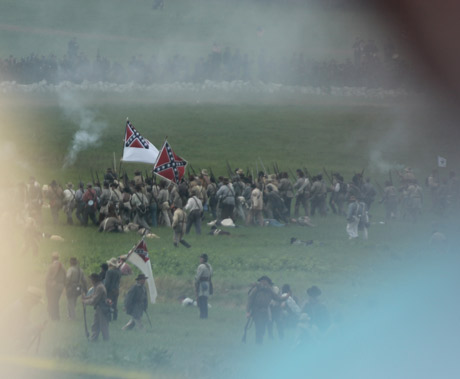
293;169;310;217
158;180;172;227
82;273;110;341
65;257;87;320
131;185;150;230
195;254;213;319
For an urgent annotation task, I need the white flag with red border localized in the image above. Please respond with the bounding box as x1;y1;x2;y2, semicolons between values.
122;120;159;164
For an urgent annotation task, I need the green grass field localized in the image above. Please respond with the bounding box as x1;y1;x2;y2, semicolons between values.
0;1;459;377
2;91;459;378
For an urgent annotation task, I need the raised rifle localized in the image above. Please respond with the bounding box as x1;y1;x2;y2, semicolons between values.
95;171;101;186
258;157;267;176
210;167;216;183
322;167;333;184
190;165;197;177
90;168;95;185
226;160;233;179
303;166;312;181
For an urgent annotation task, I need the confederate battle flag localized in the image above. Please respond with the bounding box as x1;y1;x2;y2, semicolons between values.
122;119;159;164
153;140;187;185
127;239;157;304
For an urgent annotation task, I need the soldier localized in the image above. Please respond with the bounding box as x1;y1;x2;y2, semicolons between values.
206;176;218;220
302;286;331;333
47;180;63;224
131;185;150;230
246;183;264;226
98;181;111;222
382;180;398;220
122;274;148;330
310;175;327;216
362;178;377;211
194;254;213;319
82;183;98;226
405;181;423;223
62;182;76;225
65;257;87;320
104;258;122;321
109;181;122;216
171;204;190;248
293;169;310;217
82;273;110;341
45;252;66;321
278;172;294;218
185;193;203;235
346;196;369;239
216;177;235;223
158;180;172;227
75;182;85;225
246;276;286;345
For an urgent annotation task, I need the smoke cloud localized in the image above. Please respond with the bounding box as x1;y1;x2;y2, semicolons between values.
58;90;107;168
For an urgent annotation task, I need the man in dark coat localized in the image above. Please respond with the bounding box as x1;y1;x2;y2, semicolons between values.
104;258;121;321
123;274;148;330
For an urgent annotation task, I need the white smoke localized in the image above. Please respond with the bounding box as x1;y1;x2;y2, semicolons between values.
369;150;405;174
58;90;107;168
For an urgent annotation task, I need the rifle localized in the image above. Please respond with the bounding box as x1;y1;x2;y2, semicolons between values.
83;302;89;340
322;167;333;184
144;310;152;328
258;157;267;176
190;165;197;177
241;316;253;343
112;152;117;175
95;171;101;186
90;168;95;185
209;168;216;183
226;160;233;179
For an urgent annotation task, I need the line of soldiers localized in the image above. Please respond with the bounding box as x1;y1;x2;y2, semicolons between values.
245;275;331;346
20;165;460;239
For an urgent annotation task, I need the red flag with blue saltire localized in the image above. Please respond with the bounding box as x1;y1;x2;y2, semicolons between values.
153;140;187;184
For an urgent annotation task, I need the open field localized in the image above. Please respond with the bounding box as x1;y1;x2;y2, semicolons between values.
1;1;460;377
2;91;460;377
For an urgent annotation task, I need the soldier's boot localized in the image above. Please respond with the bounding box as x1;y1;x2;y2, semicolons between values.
180;239;191;248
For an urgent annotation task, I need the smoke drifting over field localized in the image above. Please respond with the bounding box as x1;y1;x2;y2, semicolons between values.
58;90;107;167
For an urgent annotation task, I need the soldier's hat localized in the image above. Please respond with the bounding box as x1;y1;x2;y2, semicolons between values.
107;257;118;267
135;274;148;281
87;182;93;188
257;275;273;285
201;169;209;176
307;285;321;298
67;182;73;188
200;253;208;262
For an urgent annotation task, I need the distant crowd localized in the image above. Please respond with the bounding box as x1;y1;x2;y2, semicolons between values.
17;165;457;253
0;37;415;89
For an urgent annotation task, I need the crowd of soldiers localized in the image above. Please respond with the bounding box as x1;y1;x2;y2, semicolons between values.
20;164;460;247
0;36;413;89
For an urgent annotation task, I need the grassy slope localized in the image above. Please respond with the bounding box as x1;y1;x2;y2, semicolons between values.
2;95;459;377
